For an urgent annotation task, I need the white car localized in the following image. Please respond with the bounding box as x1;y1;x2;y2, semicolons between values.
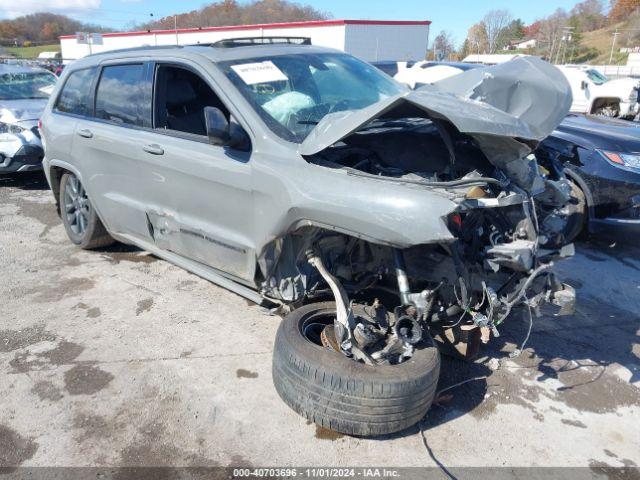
391;61;480;88
556;66;640;118
0;64;57;173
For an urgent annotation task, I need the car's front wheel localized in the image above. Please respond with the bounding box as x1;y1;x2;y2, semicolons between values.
272;301;440;436
59;172;114;249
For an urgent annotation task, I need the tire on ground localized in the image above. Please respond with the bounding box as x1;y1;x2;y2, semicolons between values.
272;301;441;436
563;179;587;244
59;172;114;249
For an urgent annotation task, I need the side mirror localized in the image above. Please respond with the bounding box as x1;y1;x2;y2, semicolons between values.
581;80;588;90
204;106;231;145
204;106;250;150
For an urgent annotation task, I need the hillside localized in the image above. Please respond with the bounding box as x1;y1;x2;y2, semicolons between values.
579;19;637;64
3;44;60;58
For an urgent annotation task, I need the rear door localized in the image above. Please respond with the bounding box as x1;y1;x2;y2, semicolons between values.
45;67;98;171
71;61;154;240
133;61;256;283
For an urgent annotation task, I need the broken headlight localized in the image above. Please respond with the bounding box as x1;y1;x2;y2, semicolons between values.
598;150;640;172
0;122;26;142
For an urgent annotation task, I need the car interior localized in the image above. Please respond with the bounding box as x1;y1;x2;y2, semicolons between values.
154;65;230;136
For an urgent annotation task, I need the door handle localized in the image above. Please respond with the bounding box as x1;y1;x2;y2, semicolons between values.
77;129;93;138
143;144;164;155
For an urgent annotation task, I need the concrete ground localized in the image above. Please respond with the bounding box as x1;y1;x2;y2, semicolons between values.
1;172;639;471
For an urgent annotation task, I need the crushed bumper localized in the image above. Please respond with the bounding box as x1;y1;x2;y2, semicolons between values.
0;144;44;173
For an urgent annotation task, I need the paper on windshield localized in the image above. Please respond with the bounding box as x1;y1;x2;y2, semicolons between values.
231;61;288;85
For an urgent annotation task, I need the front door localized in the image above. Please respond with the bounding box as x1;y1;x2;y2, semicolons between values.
135;62;255;283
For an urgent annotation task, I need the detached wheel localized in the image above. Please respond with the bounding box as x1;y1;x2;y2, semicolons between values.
272;301;440;436
60;172;114;249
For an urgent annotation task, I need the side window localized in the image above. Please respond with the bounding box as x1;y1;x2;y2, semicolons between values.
55;67;97;116
154;64;229;136
95;64;149;127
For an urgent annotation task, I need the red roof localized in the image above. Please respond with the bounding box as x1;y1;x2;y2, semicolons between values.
59;19;431;39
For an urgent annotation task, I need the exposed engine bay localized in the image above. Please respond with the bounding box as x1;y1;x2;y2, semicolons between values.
256;57;577;365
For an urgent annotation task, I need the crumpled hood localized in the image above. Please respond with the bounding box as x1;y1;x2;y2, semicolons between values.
299;57;572;167
0;98;48;123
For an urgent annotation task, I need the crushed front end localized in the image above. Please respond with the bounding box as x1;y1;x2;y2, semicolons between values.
259;57;577;364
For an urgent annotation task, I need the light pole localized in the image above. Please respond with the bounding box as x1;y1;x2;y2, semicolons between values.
174;14;179;45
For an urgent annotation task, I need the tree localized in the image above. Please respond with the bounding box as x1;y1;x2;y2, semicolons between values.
466;22;489;55
507;19;526;41
535;8;569;61
609;0;640;23
482;9;513;53
139;0;329;31
0;12;106;46
432;30;455;60
570;0;606;31
523;21;542;38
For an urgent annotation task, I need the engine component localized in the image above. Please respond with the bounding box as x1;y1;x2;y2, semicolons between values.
306;249;354;351
394;315;422;345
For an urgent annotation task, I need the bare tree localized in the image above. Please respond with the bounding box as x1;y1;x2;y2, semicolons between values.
482;9;513;53
570;0;606;31
535;8;569;61
432;30;455;60
466;22;489;55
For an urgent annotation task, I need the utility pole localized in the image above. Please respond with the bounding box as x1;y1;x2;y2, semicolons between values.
609;29;620;65
174;14;179;45
560;27;573;65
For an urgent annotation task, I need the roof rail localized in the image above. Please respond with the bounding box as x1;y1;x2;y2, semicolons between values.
210;37;312;48
87;44;183;57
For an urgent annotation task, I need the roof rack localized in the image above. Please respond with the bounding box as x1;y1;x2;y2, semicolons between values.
211;37;312;48
86;44;183;57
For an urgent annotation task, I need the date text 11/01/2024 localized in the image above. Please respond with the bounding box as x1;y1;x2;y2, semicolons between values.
232;468;401;477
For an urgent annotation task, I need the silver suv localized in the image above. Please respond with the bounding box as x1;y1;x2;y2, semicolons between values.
41;39;576;436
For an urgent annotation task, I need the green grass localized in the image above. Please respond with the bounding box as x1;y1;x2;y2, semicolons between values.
3;44;61;59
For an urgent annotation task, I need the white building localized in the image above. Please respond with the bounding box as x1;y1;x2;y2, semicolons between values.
511;38;537;50
462;53;533;65
60;19;430;63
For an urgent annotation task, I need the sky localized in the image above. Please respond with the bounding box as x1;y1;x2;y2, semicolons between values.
0;0;585;46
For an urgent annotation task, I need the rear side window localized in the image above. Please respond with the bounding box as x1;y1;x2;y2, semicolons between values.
95;64;149;127
55;67;97;116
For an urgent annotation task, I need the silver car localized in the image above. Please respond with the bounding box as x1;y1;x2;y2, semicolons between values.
40;39;576;436
0;64;56;173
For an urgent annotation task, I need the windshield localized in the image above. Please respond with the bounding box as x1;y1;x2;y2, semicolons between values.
0;71;57;100
219;53;405;142
586;69;609;85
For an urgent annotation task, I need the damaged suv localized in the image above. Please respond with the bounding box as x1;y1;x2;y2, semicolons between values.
41;38;576;436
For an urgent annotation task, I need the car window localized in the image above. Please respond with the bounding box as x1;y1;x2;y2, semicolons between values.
0;71;56;100
95;64;149;127
153;64;230;136
54;67;97;116
586;69;609;85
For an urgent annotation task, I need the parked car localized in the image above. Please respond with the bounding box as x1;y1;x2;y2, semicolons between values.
556;65;640;119
0;64;56;173
389;60;480;88
40;40;575;436
370;60;417;79
536;114;640;239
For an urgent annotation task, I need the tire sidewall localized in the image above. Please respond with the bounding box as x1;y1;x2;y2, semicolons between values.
59;173;99;248
276;301;440;385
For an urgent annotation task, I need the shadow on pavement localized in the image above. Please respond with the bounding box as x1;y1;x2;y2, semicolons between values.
0;171;49;191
